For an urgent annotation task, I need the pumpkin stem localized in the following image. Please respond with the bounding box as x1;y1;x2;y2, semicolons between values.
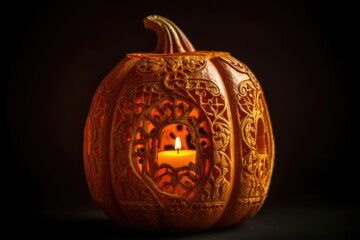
144;15;196;54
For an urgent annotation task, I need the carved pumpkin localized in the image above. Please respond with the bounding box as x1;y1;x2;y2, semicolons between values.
84;15;274;232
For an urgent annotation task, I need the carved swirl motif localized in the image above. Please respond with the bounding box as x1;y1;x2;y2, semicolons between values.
112;56;231;210
136;56;206;90
136;58;166;74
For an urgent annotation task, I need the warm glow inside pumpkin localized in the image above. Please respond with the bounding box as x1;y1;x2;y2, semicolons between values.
83;15;274;232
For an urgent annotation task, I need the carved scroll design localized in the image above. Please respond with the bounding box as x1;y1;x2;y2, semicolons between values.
111;56;231;211
195;85;231;202
112;83;165;203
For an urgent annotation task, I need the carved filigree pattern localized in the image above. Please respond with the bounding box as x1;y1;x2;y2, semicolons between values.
118;200;224;215
84;82;112;197
236;80;272;207
112;83;165;203
112;56;231;210
86;83;107;173
136;56;206;90
85;62;124;182
219;55;272;207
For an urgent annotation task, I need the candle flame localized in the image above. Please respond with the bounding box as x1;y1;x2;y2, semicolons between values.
175;137;181;150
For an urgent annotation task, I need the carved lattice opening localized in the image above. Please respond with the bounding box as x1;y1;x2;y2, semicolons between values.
131;97;212;198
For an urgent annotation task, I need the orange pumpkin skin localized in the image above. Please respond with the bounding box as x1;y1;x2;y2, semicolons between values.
83;15;274;232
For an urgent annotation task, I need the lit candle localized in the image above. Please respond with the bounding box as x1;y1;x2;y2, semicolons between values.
158;137;196;168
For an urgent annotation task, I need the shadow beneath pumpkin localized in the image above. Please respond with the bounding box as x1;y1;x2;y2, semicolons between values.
12;205;358;239
16;217;238;239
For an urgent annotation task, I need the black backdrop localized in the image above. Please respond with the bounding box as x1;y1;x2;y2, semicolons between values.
4;0;358;238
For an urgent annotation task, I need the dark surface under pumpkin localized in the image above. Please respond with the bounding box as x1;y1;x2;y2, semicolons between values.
10;205;357;239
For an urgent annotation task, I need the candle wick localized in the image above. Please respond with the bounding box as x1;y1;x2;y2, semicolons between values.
177;149;179;154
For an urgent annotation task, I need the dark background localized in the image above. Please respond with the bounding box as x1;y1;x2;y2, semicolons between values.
4;0;358;238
